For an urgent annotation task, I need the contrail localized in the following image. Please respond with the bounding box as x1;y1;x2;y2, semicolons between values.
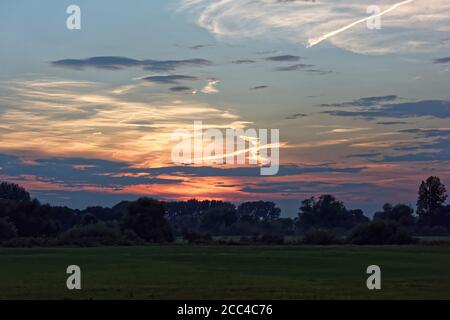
307;0;414;48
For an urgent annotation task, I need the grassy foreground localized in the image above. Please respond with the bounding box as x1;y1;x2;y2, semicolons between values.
0;245;449;299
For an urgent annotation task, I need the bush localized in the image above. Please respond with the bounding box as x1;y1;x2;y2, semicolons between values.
347;221;416;245
0;217;17;241
1;237;59;248
182;230;213;244
60;222;127;246
302;229;340;245
260;234;284;245
239;234;284;245
416;226;450;236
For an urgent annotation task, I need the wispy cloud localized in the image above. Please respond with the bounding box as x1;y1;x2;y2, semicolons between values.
179;0;450;54
307;0;414;48
199;78;220;94
0;78;240;166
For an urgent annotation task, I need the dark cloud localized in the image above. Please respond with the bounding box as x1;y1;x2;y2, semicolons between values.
242;181;371;195
377;129;450;162
285;113;308;120
320;95;398;108
143;164;363;177
0;154;363;183
348;152;381;159
170;86;194;92
277;0;316;3
250;85;269;90
256;50;279;55
433;57;450;64
51;56;212;72
381;140;450;162
124;119;154;126
189;44;212;50
0;154;180;188
141;75;197;84
0;154;365;211
377;121;409;125
324;100;450;119
232;59;256;64
274;63;312;71
274;63;331;74
399;128;450;137
266;55;301;62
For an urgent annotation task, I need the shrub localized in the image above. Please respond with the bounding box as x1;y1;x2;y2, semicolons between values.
416;226;450;236
260;234;284;245
1;237;59;248
239;234;284;245
60;222;124;246
0;217;17;241
347;221;416;245
182;230;213;244
302;229;340;245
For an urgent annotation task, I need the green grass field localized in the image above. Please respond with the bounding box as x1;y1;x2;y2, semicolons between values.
1;245;450;299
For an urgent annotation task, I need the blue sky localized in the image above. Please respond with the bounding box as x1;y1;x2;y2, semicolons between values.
0;0;449;216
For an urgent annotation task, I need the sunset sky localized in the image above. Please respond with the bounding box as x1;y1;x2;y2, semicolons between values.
0;0;449;216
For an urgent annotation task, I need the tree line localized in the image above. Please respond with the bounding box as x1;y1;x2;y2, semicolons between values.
0;176;449;246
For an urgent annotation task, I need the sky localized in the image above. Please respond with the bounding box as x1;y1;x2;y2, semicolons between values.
0;0;449;216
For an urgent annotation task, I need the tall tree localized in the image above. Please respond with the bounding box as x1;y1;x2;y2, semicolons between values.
121;198;174;243
417;176;448;224
238;201;281;222
373;203;415;226
0;182;31;201
297;195;369;231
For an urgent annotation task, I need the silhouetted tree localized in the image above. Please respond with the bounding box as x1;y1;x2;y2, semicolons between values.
238;201;281;222
200;206;238;234
302;229;340;245
347;221;415;245
417;176;448;226
0;199;60;237
121;198;174;243
373;203;415;226
0;182;30;201
297;195;369;231
80;213;98;226
81;206;123;222
0;217;17;241
166;199;236;233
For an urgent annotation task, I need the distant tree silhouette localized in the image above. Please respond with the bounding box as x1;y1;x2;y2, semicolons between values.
297;195;369;231
347;221;415;245
238;201;281;222
0;182;30;201
81;206;123;222
373;203;415;226
121;198;174;243
0;199;61;237
417;176;448;226
80;213;98;226
166;199;236;233
200;207;238;234
0;217;17;240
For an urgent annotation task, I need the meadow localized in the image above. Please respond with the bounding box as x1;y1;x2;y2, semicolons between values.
1;245;449;299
